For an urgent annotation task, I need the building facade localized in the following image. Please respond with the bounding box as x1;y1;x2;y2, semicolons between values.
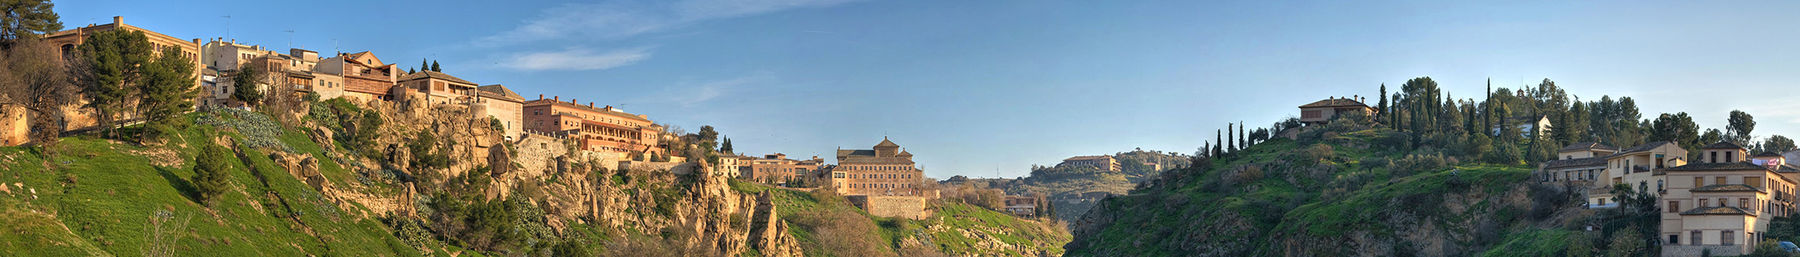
1539;142;1616;185
1588;141;1689;207
43;16;202;131
1059;155;1121;171
831;138;929;196
521;95;663;159
397;71;478;106
741;153;823;185
1657;143;1800;256
475;84;525;141
318;51;398;103
1297;96;1376;124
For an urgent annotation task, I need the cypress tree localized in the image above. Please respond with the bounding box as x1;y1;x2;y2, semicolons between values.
1239;121;1247;148
1214;130;1224;157
1378;83;1388;124
1227;123;1236;153
430;60;440;72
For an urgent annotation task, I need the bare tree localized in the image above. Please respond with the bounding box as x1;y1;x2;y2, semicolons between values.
0;38;76;150
142;210;192;257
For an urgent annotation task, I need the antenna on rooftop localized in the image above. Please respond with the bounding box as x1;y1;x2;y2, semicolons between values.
220;15;231;40
284;30;295;50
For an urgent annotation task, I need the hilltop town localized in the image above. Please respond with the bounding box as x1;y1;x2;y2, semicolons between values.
1066;78;1800;257
0;14;1069;257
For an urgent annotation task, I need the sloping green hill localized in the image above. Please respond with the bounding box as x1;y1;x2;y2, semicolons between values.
1066;128;1560;256
728;179;1070;257
0;113;420;256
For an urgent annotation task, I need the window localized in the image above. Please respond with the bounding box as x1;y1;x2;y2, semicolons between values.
1749;177;1764;188
1728;152;1735;162
1691;231;1702;245
1669;201;1679;213
1696;177;1705;187
1741;198;1749;209
1724;230;1735;246
1711;152;1719;163
1700;199;1710;207
1717;177;1726;185
1669;235;1680;245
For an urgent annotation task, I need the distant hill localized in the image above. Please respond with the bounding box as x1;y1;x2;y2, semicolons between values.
956;150;1191;223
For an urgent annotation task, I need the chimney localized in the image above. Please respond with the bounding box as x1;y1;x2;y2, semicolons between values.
113;16;122;25
588;102;594;107
553;96;559;102
538;94;543;100
571;98;576;104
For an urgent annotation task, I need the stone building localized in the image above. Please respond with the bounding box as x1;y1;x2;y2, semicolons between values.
1059;155;1120;171
1657;142;1800;256
1297;96;1375;124
197;39;273;107
521;95;664;159
831;138;929;196
1587;141;1688;207
475;84;525;141
397;71;478;106
741;153;822;185
43;16;201;131
1538;142;1616;185
317;51;398;103
1003;195;1039;217
285;49;344;100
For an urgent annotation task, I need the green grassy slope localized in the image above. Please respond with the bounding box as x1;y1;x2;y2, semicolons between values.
1066;128;1545;256
0;113;419;256
728;179;1070;257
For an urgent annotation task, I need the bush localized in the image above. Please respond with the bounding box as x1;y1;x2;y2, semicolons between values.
193;143;233;206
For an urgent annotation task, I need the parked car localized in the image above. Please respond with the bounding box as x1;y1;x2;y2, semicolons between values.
1779;241;1799;253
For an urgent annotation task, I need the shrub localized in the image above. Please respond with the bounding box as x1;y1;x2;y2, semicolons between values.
195;106;293;152
193;143;233;206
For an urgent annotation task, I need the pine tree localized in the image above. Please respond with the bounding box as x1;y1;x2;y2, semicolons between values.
430;60;440;72
421;59;428;72
139;49;195;141
76;29;151;138
193;143;232;206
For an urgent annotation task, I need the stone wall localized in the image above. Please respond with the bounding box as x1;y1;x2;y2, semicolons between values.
1663;245;1742;257
848;195;932;220
0;105;27;146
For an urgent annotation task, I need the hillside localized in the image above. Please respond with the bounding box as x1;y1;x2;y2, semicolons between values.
965;150;1190;222
728;180;1070;257
0;102;1068;256
1065;128;1582;256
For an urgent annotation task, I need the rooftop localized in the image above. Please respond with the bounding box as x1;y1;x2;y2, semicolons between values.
477;84;526;102
1702;141;1747;150
1680;206;1754;216
1297;97;1371;109
1611;141;1677;156
398;70;477;86
1542;157;1607;170
1689;184;1764;193
1558;142;1619;152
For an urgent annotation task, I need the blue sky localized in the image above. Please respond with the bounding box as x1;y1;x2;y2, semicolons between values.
55;1;1800;178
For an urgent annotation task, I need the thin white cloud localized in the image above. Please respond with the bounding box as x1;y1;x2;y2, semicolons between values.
503;47;653;71
676;74;770;106
476;0;864;46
